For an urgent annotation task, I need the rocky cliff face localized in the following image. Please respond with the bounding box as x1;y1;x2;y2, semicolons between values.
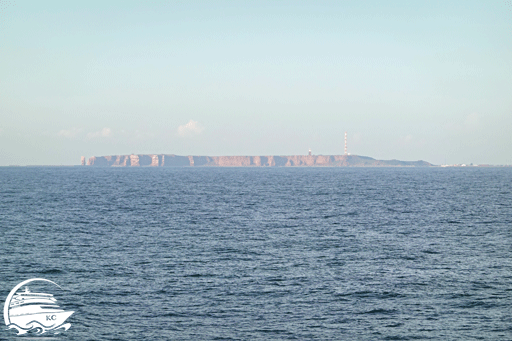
87;154;433;167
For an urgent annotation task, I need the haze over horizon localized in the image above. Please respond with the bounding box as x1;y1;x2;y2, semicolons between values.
1;1;511;166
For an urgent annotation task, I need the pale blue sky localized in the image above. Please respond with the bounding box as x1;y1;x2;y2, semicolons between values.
1;0;511;165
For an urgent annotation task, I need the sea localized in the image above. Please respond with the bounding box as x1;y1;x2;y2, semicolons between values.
0;166;511;340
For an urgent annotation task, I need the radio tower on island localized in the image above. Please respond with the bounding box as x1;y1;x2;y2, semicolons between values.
344;132;348;155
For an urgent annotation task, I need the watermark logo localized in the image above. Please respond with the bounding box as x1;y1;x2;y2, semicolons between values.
4;278;74;335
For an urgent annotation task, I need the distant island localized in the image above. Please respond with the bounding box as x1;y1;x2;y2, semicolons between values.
85;154;433;167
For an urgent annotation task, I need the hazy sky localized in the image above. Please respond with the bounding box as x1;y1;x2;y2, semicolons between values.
1;0;511;165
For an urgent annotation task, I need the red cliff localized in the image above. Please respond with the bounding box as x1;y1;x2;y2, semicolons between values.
87;154;433;167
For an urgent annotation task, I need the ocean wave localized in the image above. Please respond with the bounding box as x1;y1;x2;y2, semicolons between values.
6;321;71;335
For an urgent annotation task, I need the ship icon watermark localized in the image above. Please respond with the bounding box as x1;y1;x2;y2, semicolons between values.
4;278;74;335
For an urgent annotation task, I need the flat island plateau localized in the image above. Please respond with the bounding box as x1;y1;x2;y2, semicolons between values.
86;154;433;167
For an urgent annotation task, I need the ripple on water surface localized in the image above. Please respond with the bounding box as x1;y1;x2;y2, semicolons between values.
0;167;511;340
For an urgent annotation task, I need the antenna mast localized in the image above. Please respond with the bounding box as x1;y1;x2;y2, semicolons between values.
344;132;347;155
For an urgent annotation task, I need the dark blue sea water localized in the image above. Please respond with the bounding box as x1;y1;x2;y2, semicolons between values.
0;167;511;340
